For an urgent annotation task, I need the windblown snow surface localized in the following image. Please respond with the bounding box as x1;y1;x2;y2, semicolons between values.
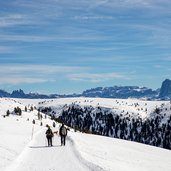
0;97;171;171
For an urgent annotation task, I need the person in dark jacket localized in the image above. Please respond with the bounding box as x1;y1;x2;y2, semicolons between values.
46;125;53;146
59;123;67;146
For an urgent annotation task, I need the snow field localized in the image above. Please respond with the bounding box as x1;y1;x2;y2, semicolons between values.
1;97;171;171
5;127;92;171
18;97;171;119
71;132;171;171
0;98;56;171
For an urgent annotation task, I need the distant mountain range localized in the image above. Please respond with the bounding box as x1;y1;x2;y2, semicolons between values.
0;79;171;100
0;89;72;99
159;79;171;99
82;86;159;99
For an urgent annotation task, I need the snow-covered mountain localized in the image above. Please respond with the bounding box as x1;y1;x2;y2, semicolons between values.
1;97;171;171
0;86;159;99
0;89;78;99
2;79;171;99
0;87;159;99
82;86;159;99
0;90;10;97
82;79;171;99
18;97;171;150
159;79;171;99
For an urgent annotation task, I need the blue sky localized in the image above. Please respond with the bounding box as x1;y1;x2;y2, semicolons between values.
0;0;171;94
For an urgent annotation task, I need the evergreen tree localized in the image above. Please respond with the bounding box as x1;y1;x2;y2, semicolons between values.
32;119;35;124
6;110;10;116
25;106;27;112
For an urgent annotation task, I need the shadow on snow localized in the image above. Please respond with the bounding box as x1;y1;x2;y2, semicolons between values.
29;145;61;148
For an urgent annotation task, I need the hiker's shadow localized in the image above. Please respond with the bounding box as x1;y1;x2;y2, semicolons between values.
29;145;61;148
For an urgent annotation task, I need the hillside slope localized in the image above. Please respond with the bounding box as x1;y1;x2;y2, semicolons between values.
23;97;171;150
0;98;171;171
4;127;171;171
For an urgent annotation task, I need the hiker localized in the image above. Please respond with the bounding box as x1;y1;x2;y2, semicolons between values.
46;125;54;146
59;123;67;146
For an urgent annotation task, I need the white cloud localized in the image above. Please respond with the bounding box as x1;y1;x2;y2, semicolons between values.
73;16;114;20
68;72;131;83
0;64;87;75
0;14;31;28
0;64;89;85
116;23;171;48
95;0;171;11
0;33;106;43
0;77;51;85
0;34;57;42
154;65;162;68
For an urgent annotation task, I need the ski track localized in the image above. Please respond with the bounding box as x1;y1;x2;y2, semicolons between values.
5;128;98;171
0;146;18;156
68;136;106;171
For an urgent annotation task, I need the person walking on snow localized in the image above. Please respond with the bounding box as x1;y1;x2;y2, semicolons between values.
59;123;67;146
46;125;54;146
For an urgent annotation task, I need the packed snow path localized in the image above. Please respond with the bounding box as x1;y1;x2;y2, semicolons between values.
5;128;91;171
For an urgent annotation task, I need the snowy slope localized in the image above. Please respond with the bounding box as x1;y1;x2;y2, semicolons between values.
4;128;171;171
1;97;171;171
0;98;25;116
0;98;55;171
17;97;170;119
5;129;90;171
71;132;171;171
0;114;40;170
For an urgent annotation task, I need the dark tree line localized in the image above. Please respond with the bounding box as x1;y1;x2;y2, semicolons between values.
39;107;52;114
14;106;22;115
57;104;171;150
